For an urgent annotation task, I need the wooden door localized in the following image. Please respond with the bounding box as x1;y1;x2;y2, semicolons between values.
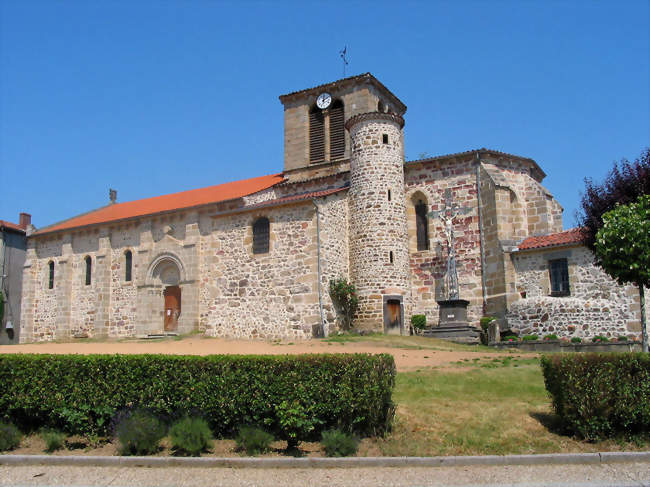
163;286;181;331
386;300;401;333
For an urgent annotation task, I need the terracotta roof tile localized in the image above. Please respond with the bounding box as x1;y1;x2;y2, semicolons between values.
518;228;584;251
0;220;26;234
36;173;285;235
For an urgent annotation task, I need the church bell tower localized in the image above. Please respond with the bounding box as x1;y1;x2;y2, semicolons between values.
278;73;407;182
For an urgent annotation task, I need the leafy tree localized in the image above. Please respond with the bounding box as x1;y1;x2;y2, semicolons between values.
594;195;650;352
578;148;650;250
329;278;358;331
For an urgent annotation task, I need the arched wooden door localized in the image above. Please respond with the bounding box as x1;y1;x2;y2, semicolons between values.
163;285;181;331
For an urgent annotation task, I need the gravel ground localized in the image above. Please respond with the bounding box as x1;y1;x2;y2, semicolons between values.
1;463;649;487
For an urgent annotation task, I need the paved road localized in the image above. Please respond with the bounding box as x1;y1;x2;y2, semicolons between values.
1;463;649;487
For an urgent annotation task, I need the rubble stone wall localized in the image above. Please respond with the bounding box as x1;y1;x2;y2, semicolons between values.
508;245;642;339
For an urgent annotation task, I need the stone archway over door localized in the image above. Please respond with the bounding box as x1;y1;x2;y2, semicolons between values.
150;257;183;333
163;286;181;331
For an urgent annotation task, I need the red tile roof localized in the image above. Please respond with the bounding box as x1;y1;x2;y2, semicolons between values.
0;220;26;234
518;228;584;251
35;173;285;236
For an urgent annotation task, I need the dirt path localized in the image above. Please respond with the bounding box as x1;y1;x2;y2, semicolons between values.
0;336;520;371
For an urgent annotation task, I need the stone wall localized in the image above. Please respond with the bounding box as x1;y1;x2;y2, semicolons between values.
508;245;642;339
201;203;320;339
405;157;482;327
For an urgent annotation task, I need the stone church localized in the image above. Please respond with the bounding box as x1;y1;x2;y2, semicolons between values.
19;73;646;342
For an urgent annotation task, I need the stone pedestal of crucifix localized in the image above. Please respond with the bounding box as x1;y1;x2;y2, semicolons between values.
424;189;480;343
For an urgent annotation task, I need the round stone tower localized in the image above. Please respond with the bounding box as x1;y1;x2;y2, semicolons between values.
345;112;411;333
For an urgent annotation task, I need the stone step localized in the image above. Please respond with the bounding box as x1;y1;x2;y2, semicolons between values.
419;326;481;344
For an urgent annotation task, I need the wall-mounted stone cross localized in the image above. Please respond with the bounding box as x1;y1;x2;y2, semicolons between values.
427;189;472;300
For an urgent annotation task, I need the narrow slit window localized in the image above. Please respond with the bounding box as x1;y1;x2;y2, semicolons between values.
382;134;389;144
125;250;133;282
84;256;92;286
253;217;270;254
48;261;54;289
415;199;430;251
389;251;394;264
388;189;392;201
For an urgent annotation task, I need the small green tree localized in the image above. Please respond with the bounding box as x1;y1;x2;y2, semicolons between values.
329;278;358;331
594;195;650;352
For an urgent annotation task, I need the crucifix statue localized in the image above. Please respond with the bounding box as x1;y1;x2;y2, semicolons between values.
427;189;472;300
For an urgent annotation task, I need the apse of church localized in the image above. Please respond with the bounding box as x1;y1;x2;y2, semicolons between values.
18;73;643;343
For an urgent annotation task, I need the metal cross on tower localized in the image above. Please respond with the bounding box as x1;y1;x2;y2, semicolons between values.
427;189;473;300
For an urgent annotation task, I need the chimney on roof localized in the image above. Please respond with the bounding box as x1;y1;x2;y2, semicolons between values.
19;213;31;229
109;188;117;204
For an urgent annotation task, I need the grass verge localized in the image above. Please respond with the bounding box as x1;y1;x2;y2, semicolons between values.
361;356;650;456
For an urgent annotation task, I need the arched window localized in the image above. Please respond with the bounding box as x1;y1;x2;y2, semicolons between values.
252;217;270;254
415;200;429;251
48;261;54;289
329;99;345;160
84;256;92;285
125;250;133;282
309;105;325;164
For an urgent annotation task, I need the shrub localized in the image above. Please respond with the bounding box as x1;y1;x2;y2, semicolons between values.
41;429;65;453
617;336;628;342
321;429;359;457
275;399;322;449
543;334;559;341
169;417;212;456
329;278;359;331
592;335;609;343
522;334;538;341
236;426;274;455
540;353;650;440
0;354;395;440
410;315;426;330
501;335;518;342
570;337;582;343
0;422;22;451
115;410;166;456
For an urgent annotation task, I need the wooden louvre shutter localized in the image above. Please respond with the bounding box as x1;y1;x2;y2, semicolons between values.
309;107;325;163
329;100;345;160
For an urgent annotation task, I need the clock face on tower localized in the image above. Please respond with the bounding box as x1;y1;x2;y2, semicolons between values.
316;92;332;109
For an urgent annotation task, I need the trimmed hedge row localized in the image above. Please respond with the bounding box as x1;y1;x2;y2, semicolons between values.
0;353;395;440
540;353;650;440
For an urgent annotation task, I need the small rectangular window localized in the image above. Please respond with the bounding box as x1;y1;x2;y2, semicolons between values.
388;189;392;201
382;134;389;144
549;258;570;296
125;251;132;282
389;251;394;264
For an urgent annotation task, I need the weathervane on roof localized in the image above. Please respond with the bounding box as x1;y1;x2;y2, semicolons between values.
339;46;349;77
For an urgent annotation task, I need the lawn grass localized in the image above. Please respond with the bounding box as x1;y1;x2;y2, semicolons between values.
322;333;502;353
361;355;650;456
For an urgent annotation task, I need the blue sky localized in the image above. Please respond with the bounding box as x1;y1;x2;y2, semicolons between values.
1;0;648;230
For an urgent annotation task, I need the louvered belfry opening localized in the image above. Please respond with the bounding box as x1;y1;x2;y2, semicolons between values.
309;105;325;164
329;99;345;160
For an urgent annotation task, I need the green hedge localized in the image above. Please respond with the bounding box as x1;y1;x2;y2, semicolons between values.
541;353;650;440
0;353;395;439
